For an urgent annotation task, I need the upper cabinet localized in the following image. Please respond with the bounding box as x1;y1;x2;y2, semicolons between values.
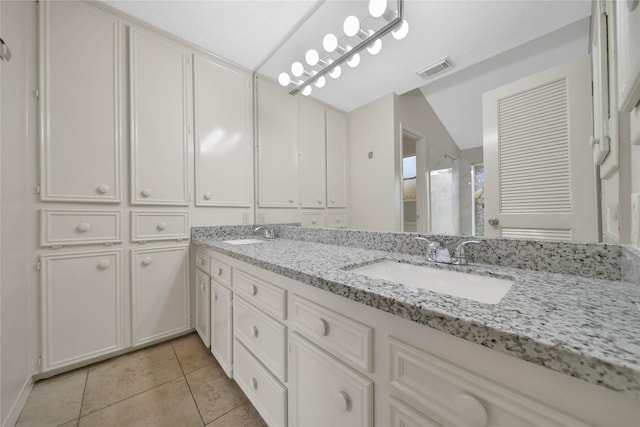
193;56;253;207
299;99;326;208
326;108;348;208
40;1;121;203
257;80;299;208
130;28;190;206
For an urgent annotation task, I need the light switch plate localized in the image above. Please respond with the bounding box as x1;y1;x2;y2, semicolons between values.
631;193;640;247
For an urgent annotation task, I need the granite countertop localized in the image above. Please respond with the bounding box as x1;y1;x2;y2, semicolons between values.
192;235;640;396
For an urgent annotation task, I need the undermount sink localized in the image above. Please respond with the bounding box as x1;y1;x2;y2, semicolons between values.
223;238;267;245
348;260;513;304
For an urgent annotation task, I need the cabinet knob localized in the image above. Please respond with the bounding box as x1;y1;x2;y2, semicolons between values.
141;256;152;266
96;184;110;194
454;393;488;427
330;199;335;204
336;218;341;223
201;283;206;291
335;391;352;413
311;219;317;225
250;284;257;296
141;188;152;197
313;318;328;336
252;326;259;338
97;259;111;269
217;267;223;276
76;222;91;233
251;377;258;390
488;217;499;226
203;192;212;200
157;222;167;231
289;198;294;204
317;199;322;204
213;292;218;301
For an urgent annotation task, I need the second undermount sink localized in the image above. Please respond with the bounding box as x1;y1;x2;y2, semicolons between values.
223;238;267;245
348;260;513;304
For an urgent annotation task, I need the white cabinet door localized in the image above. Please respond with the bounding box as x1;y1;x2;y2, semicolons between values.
211;280;233;378
257;80;299;207
300;100;326;208
194;55;252;207
40;1;121;202
290;332;373;427
131;246;190;345
326;108;348;208
130;28;189;205
195;269;211;348
41;249;123;370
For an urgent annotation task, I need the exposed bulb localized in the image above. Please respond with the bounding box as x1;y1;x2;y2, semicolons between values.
343;16;360;37
305;49;319;66
301;86;312;96
314;76;326;88
323;33;338;52
329;65;342;79
291;61;304;77
392;19;409;40
367;38;382;55
278;72;291;87
346;53;360;68
368;0;387;18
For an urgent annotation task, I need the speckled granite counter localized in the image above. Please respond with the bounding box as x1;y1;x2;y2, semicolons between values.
192;227;640;396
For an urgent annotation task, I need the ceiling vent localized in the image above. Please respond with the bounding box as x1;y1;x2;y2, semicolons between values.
417;57;453;79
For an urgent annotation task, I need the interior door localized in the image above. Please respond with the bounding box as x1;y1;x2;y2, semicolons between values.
483;55;596;242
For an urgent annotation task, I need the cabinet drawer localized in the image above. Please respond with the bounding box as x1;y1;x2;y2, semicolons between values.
195;251;211;274
302;212;325;228
327;211;347;228
234;269;286;320
130;211;189;242
389;337;589;427
234;339;287;427
41;209;121;247
234;296;286;382
389;397;441;427
211;258;232;287
291;295;372;372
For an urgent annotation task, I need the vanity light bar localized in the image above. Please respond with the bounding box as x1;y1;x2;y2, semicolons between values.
286;0;407;96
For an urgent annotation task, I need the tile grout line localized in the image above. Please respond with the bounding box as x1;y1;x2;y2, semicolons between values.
75;368;89;426
171;342;207;426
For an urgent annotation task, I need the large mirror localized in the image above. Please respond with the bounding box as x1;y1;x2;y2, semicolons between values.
258;1;616;243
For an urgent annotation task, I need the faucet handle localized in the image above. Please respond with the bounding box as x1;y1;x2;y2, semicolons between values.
453;240;482;265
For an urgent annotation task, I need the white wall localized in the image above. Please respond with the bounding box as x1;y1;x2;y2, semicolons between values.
1;2;37;425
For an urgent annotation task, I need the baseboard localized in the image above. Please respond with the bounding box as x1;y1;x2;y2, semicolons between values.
2;375;34;427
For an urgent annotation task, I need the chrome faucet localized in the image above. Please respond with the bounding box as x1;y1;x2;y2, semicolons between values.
452;240;482;265
253;226;275;239
415;237;442;262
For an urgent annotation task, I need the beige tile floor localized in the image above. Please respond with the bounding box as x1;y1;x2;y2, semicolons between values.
15;333;267;427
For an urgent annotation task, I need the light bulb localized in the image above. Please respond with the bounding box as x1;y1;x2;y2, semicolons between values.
278;72;291;86
346;53;360;68
305;49;319;66
314;76;326;88
343;16;360;37
301;86;312;96
323;33;338;52
329;66;342;79
291;61;304;77
367;39;382;55
392;19;409;40
369;0;387;17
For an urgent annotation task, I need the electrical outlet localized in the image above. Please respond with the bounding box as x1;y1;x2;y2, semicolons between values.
257;213;265;224
632;193;640;247
242;212;250;224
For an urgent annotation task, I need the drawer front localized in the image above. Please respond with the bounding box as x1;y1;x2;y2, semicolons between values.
291;295;373;372
234;296;286;382
195;251;211;274
211;258;232;287
234;339;287;427
302;212;325;228
327;211;347;228
389;337;589;427
389;397;441;427
41;209;121;247
130;211;189;242
290;332;373;427
234;269;286;320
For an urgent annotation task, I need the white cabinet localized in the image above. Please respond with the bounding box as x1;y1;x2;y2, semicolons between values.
299;99;326;208
130;28;189;206
326;108;348;208
211;280;233;377
193;55;253;207
41;249;123;370
257;80;299;207
290;332;373;427
40;1;121;202
131;245;190;345
195;269;211;347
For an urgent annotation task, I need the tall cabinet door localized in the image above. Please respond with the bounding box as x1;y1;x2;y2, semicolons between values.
195;269;211;347
40;1;121;202
326;108;348;208
299;100;326;208
257;80;299;207
131;246;190;345
211;280;233;378
41;249;123;370
194;55;252;207
130;28;189;205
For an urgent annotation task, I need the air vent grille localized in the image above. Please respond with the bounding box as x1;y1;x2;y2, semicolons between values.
417;58;453;79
